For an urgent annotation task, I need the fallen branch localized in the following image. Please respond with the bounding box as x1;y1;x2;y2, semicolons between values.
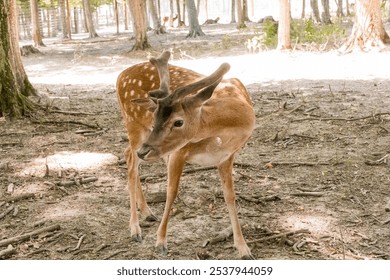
0;245;16;259
103;249;128;260
31;119;101;130
291;192;324;197
0;224;61;248
247;229;310;245
3;193;35;203
49;110;105;116
266;161;338;167
292;112;390;123
0;205;15;219
204;227;233;247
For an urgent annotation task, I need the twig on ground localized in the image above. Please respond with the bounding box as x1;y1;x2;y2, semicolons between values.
0;245;16;259
291;192;324;197
3;193;35;203
0;205;15;219
0;224;61;247
246;229;310;245
292;112;390;123
204;227;233;247
103;249;128;260
31;119;101;130
71;235;86;251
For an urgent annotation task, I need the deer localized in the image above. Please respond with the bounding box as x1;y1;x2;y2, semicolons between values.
116;51;255;259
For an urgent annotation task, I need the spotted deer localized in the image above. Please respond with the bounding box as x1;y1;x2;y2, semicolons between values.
116;51;255;259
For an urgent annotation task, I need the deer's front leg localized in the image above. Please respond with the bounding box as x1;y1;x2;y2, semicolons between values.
155;152;185;255
218;154;253;260
125;146;143;242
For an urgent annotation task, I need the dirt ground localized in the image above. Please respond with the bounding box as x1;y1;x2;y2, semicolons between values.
1;23;390;260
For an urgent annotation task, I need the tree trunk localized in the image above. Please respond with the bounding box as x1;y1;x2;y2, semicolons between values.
236;0;246;28
339;0;390;53
0;0;36;118
336;0;344;17
128;0;150;50
169;0;175;27
114;0;119;34
346;0;350;16
310;0;321;22
321;0;332;24
149;0;165;33
243;0;250;21
83;0;98;38
277;0;292;50
231;0;236;23
65;0;72;39
176;0;183;26
30;0;45;47
186;0;204;37
301;0;306;19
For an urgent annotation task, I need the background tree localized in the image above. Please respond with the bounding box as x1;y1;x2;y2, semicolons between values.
340;0;390;53
336;0;344;17
321;0;332;24
186;0;205;37
148;0;165;34
83;0;99;38
30;0;45;47
236;0;246;28
231;0;236;23
0;0;36;118
128;0;149;50
277;0;292;50
310;0;321;22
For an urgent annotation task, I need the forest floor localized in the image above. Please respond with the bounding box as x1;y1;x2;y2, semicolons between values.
1;22;390;260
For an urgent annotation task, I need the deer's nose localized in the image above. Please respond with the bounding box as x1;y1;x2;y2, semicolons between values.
137;144;153;160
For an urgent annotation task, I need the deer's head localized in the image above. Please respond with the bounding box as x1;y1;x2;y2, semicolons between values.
137;51;230;161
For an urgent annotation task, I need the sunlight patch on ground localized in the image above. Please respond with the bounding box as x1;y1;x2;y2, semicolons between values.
280;213;333;235
19;151;118;177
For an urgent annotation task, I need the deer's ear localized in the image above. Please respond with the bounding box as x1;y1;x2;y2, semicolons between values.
185;78;221;107
131;98;157;112
149;89;168;99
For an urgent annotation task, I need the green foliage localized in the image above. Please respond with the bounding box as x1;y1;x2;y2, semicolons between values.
291;19;346;44
262;19;278;47
260;18;346;49
221;34;232;49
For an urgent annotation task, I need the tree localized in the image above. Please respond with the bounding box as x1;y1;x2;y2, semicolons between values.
339;0;390;53
310;0;321;22
128;0;150;50
231;0;236;23
30;0;45;47
321;0;332;24
336;0;344;17
236;0;246;28
82;0;99;38
186;0;205;37
59;0;70;39
148;0;165;34
301;0;306;19
0;0;36;118
277;0;292;50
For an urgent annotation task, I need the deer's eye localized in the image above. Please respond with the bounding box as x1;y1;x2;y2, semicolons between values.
173;120;184;127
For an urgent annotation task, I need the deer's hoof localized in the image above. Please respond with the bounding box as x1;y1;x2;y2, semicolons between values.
131;233;142;243
156;244;168;256
146;214;158;222
241;254;255;260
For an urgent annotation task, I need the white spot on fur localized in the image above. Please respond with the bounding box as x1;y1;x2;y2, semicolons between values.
138;80;142;87
149;75;154;81
130;90;135;96
132;79;137;84
151;83;155;88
